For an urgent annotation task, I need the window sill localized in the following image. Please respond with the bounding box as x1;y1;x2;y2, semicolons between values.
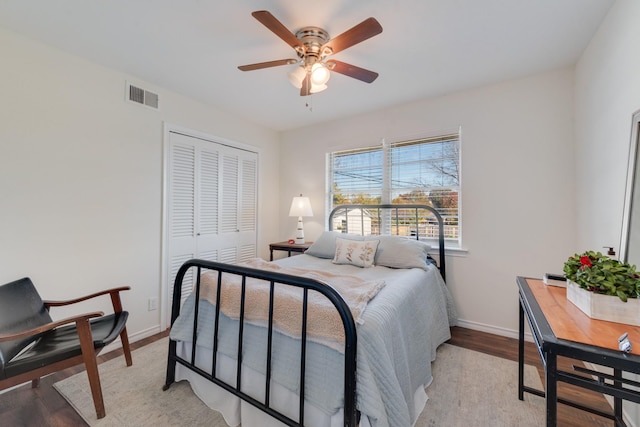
430;246;468;257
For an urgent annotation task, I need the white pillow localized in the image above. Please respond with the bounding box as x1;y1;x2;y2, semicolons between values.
305;231;364;259
367;235;431;270
332;238;379;268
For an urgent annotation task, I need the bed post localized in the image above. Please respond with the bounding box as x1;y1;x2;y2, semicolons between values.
163;260;194;391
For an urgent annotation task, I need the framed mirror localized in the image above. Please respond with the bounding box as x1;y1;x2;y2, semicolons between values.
619;109;640;264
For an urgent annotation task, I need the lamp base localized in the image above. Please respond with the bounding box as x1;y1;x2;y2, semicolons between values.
295;216;305;244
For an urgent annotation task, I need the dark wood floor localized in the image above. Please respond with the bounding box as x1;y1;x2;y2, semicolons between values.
0;326;615;427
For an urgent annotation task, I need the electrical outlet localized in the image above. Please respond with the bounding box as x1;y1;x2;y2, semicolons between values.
148;297;158;311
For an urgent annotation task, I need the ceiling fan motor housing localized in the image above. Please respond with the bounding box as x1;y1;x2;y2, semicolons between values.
295;27;331;66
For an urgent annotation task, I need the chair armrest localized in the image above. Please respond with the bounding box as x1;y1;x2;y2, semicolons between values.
44;286;131;312
0;311;104;342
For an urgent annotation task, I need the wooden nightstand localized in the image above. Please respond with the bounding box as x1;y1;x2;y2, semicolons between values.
269;241;312;261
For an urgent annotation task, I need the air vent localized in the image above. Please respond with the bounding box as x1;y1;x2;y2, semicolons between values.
126;82;159;109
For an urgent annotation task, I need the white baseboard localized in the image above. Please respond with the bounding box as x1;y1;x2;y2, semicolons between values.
455;319;534;342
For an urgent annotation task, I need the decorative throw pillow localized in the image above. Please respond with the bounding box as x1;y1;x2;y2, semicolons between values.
305;231;364;259
367;235;431;270
332;238;379;268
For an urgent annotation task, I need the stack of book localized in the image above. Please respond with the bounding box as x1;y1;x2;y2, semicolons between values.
543;273;566;287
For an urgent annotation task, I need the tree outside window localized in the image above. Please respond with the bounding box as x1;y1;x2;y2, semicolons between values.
328;132;460;246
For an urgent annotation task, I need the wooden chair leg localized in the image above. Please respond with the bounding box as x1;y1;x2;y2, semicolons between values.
77;320;106;419
120;327;133;367
110;292;132;367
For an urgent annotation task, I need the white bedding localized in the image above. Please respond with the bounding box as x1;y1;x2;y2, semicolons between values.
169;254;456;427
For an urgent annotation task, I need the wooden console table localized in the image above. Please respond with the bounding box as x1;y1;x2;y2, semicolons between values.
517;276;640;426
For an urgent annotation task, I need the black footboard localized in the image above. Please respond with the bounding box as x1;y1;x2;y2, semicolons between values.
163;259;358;427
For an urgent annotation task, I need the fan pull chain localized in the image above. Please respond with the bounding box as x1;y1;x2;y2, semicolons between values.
305;94;313;112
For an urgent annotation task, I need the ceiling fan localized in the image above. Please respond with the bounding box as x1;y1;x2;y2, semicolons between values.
238;10;383;96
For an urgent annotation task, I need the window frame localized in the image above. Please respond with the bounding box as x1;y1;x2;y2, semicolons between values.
326;130;461;248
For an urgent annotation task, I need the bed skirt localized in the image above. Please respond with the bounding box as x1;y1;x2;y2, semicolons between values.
174;341;429;427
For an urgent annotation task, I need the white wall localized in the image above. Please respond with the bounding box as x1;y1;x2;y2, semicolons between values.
0;27;281;342
575;0;640;253
575;0;640;424
280;68;577;336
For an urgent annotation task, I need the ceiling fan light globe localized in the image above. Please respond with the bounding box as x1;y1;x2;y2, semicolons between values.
310;83;327;94
311;63;331;85
288;66;306;88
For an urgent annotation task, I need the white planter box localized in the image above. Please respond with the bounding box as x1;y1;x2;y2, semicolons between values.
567;280;640;326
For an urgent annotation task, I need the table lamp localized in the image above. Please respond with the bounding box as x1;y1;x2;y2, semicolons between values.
289;194;313;244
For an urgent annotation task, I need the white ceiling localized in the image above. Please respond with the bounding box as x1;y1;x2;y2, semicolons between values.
0;0;614;132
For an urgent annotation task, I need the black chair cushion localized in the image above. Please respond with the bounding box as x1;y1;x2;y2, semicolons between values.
1;311;128;380
0;278;52;377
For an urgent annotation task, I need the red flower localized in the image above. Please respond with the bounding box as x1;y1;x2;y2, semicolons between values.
580;256;592;269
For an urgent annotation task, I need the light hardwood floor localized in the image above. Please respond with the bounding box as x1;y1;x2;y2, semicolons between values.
0;327;615;426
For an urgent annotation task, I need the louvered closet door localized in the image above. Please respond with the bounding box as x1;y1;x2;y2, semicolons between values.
198;144;258;264
167;135;196;309
166;131;257;312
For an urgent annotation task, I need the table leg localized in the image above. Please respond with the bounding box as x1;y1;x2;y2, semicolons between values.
614;368;624;426
270;249;274;261
546;351;558;427
518;300;525;400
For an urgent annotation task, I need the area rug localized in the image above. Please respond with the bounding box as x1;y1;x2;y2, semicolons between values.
54;339;544;426
415;344;545;427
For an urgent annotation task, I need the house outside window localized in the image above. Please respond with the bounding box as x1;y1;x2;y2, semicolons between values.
327;131;461;248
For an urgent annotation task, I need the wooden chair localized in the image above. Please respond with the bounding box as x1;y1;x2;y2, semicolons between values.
0;277;132;419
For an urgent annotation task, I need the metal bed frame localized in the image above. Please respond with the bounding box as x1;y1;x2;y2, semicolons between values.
163;203;446;427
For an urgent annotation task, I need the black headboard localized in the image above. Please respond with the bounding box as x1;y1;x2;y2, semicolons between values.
328;204;446;282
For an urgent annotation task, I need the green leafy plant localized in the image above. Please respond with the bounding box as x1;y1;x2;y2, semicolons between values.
563;250;640;302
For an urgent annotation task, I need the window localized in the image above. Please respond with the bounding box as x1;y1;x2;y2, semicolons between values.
328;132;460;246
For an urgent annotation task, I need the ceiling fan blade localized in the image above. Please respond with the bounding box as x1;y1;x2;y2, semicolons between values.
252;10;303;51
300;73;311;96
322;17;382;55
238;59;297;71
327;60;379;83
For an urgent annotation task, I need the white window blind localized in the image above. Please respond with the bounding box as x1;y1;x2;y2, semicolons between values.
328;132;460;245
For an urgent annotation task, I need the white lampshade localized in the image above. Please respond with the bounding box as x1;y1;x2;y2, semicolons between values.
289;195;313;217
310;63;331;86
288;66;306;89
310;83;327;94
